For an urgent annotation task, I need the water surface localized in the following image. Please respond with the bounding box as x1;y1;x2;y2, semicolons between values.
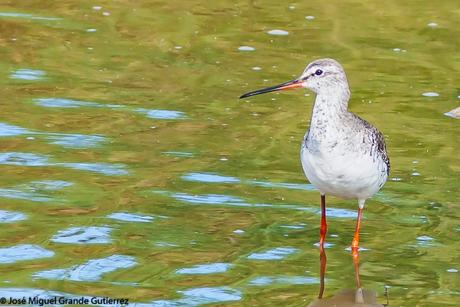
0;1;458;306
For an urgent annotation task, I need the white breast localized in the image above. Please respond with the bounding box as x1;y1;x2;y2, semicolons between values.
300;143;387;200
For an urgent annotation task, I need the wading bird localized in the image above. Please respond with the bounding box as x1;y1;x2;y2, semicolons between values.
240;58;389;252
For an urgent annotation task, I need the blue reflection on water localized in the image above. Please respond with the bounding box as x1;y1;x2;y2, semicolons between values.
247;247;299;260
135;108;185;120
154;241;179;248
33;98;186;120
171;192;249;206
0;244;54;264
149;287;242;306
324;208;356;218
0;210;27;223
0;152;49;166
416;235;435;247
0;122;106;149
249;275;319;286
280;224;306;230
248;180;315;191
0;123;32;136
33;255;137;282
51;226;112;244
107;212;154;223
162;151;194;158
45;134;106;148
161;190;355;218
182;173;240;183
0;180;72;202
10;69;46;81
0;12;61;20
28;180;73;191
34;98;102;108
315;242;335;249
178;287;242;305
59;162;128;176
176;263;233;275
297;206;357;219
181;171;314;191
0;188;51;202
0;152;128;176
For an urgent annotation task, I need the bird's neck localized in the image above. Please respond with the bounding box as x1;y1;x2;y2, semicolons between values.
313;85;350;116
308;86;351;137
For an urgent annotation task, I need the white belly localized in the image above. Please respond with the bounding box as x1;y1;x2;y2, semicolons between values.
300;145;387;200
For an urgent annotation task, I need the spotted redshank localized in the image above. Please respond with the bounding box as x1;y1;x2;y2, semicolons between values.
240;58;390;252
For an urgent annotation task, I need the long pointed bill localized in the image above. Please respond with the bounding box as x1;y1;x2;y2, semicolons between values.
239;79;303;99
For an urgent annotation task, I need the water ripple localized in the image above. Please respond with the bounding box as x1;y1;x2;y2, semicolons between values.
0;152;48;166
249;275;318;286
238;46;256;51
33;255;137;282
10;69;46;81
444;106;460;119
0;180;72;202
280;224;306;230
0;188;51;202
59;162;128;176
0;210;27;223
149;287;242;306
171;192;248;206
0;122;106;149
51;226;112;244
422;92;439;97
162;151;194;158
247;247;299;260
34;98;103;108
135;108;186;120
0;12;61;21
33;98;186;120
267;29;289;36
0;244;54;264
416;235;435;247
45;134;106;148
107;212;154;223
0;152;128;176
28;180;73;190
248;180;314;191
322;208;357;218
176;263;233;275
0;123;31;136
182;172;240;183
160;190;355;217
181;171;314;191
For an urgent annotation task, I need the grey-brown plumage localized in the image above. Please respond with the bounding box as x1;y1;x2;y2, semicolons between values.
239;58;390;252
298;59;389;202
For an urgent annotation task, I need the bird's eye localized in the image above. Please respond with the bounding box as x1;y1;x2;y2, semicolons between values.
315;69;323;76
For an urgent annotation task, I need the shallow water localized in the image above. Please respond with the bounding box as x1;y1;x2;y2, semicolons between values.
0;1;459;306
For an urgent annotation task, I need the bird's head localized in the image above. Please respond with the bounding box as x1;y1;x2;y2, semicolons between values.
239;58;349;99
298;58;348;93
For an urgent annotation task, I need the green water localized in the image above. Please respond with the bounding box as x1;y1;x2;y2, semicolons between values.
0;1;459;306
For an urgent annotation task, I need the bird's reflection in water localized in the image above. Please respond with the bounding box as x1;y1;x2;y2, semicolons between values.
308;247;388;307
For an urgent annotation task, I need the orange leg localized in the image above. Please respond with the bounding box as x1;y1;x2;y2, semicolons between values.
352;237;364;303
318;194;327;299
351;203;364;249
318;242;327;299
319;194;327;247
351;244;361;289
